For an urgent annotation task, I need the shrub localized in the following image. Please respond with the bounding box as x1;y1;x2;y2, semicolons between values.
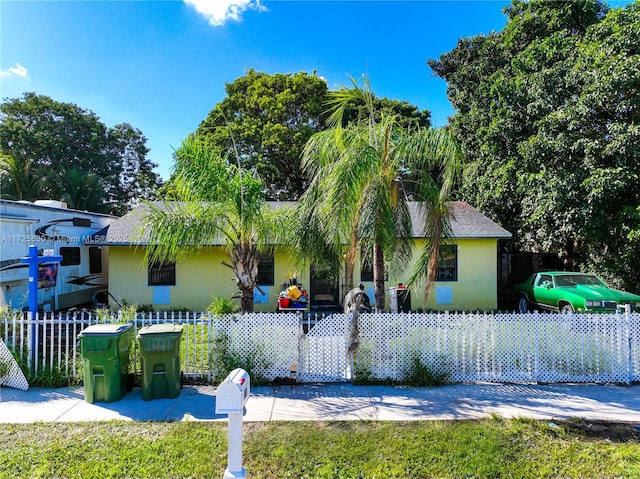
207;296;239;315
209;333;269;386
402;355;449;387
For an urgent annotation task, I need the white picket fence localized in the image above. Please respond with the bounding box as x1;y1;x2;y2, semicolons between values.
1;309;638;385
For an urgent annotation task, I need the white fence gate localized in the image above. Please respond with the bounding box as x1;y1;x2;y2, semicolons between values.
1;310;638;385
299;313;352;382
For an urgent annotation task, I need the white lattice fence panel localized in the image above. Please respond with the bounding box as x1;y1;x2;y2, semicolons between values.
443;312;498;382
0;338;29;390
356;312;446;381
478;313;538;382
632;312;640;382
210;313;299;382
299;313;352;382
357;311;633;384
536;312;629;383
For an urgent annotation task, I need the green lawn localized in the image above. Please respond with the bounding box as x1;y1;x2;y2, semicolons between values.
1;417;638;478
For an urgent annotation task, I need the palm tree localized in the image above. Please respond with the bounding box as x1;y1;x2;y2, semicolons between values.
301;76;462;311
56;166;107;212
0;154;45;200
141;138;291;313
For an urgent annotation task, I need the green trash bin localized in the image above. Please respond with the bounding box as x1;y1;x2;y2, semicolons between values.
137;324;184;400
78;323;133;404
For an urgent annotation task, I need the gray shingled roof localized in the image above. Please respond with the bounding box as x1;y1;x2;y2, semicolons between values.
409;201;512;239
89;200;510;246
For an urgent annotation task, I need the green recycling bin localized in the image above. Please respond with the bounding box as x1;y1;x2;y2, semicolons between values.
78;323;133;404
137;324;184;400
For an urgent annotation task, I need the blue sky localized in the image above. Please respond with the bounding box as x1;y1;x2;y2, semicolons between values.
0;1;632;180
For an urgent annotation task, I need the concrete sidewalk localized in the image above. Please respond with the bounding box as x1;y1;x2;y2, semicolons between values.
1;383;639;424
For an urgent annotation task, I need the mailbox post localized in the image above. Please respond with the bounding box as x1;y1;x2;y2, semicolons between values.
216;368;250;479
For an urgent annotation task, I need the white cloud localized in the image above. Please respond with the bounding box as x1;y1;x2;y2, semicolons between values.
184;0;267;26
0;63;28;78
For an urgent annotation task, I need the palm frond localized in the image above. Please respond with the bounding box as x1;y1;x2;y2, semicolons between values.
139;201;226;264
406;202;454;298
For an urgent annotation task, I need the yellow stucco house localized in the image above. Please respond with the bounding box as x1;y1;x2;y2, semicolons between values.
93;201;510;312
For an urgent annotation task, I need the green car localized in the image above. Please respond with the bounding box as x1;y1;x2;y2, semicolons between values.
514;271;640;314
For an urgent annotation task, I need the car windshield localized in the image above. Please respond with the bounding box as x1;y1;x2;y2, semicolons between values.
555;274;604;287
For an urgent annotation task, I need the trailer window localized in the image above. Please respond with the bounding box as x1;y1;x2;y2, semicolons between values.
89;247;102;274
148;261;176;286
60;247;81;266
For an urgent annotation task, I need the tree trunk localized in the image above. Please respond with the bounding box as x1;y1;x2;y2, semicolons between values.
424;208;444;301
342;233;358;301
239;285;254;313
231;241;258;313
373;242;385;312
562;236;580;271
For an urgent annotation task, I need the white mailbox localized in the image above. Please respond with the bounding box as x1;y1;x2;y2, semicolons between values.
216;368;250;414
216;368;251;479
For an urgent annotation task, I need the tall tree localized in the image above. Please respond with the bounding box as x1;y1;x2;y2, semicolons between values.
429;0;640;290
142;138;292;313
301;77;461;311
108;123;161;214
191;69;433;201
194;69;329;200
341;96;431;130
0;92;162;214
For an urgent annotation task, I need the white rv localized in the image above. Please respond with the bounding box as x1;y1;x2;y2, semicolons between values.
0;199;116;311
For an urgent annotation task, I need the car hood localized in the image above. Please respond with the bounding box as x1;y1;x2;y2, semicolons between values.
568;285;640;301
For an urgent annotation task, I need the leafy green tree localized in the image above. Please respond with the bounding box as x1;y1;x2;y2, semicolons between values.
341;96;431;130
301;77;461;311
429;0;640;290
107;123;161;214
0;92;161;214
142;138;292;313
194;69;329;200
191;70;432;201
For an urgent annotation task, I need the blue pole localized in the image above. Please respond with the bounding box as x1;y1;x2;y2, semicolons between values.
21;245;63;314
26;245;39;315
21;245;63;365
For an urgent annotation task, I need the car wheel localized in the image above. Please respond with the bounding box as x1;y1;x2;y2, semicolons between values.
518;295;530;313
560;303;575;314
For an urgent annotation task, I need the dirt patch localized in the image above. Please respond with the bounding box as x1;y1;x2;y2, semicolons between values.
559;418;640;443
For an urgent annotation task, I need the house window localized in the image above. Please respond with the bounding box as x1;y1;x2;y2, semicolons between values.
257;254;274;285
60;247;81;266
437;245;458;281
360;261;374;282
89;247;102;274
359;248;387;282
148;261;176;286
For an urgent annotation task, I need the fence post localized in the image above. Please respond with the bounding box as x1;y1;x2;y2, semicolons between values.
625;304;632;385
26;311;33;372
533;310;540;383
206;312;211;384
297;312;304;382
132;313;138;380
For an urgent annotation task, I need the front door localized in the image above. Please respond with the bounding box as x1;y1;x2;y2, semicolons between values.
309;263;339;309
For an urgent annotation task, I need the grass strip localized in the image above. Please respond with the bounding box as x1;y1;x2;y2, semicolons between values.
0;417;638;478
